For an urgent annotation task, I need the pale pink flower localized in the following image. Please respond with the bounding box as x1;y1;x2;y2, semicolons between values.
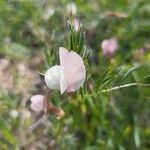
101;38;118;57
44;47;86;94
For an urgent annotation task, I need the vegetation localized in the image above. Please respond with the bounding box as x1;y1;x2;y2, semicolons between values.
0;0;149;149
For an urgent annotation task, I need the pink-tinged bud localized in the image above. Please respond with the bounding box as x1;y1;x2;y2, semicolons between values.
101;38;118;57
29;94;65;118
73;18;80;32
30;95;44;112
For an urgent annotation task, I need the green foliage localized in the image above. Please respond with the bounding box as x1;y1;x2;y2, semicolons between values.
0;0;149;149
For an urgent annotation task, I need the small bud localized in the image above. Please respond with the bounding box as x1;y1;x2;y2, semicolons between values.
101;38;118;57
29;93;65;118
30;95;44;112
72;18;80;32
66;2;77;16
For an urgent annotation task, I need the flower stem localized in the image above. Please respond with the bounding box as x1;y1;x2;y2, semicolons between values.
82;83;150;100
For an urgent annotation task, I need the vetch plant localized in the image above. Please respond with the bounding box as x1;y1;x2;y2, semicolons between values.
28;45;87;129
28;19;86;130
28;19;150;134
0;2;150;149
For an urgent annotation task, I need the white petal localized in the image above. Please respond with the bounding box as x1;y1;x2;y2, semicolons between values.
59;47;86;92
44;65;61;90
30;95;44;112
44;65;67;93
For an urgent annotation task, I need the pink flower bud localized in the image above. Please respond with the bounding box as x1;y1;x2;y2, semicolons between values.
73;18;80;32
101;38;118;57
30;95;44;112
29;94;65;117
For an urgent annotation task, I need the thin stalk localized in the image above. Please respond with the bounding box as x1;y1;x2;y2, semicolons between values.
82;83;150;100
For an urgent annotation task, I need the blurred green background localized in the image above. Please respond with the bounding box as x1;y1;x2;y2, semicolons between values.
0;0;150;149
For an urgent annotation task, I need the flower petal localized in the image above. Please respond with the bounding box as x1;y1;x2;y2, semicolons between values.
59;47;86;92
45;65;67;94
44;65;61;89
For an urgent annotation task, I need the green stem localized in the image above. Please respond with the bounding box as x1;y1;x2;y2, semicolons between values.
82;83;150;100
